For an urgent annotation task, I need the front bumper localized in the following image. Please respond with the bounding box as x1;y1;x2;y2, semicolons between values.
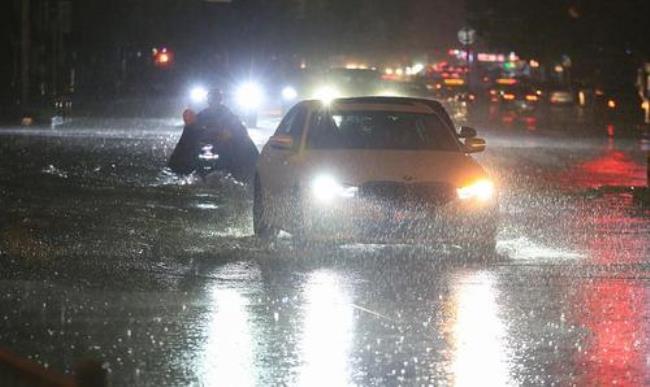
299;196;498;244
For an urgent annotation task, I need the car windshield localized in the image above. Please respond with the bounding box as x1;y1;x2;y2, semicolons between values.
307;109;460;151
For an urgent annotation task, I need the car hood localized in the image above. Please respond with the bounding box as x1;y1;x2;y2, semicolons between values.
298;150;489;187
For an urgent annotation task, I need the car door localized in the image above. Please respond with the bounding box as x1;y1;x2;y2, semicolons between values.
259;104;309;221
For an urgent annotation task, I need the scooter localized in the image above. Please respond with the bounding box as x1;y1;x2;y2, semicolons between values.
167;109;259;183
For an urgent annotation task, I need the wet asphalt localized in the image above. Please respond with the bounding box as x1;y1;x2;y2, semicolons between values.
0;114;649;386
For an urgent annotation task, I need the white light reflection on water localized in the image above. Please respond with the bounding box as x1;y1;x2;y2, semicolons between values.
200;287;255;387
498;236;584;261
298;270;355;387
450;272;513;387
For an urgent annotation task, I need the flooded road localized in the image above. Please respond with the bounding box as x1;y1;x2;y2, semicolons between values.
1;117;649;385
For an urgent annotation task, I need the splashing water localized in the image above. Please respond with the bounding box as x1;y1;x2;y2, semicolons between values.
41;164;69;179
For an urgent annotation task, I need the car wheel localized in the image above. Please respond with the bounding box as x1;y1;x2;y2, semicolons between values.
289;188;308;247
253;176;277;240
288;188;324;250
287;186;341;251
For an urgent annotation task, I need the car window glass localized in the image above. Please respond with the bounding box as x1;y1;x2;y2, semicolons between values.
424;103;456;133
307;109;460;151
274;108;298;136
287;107;308;142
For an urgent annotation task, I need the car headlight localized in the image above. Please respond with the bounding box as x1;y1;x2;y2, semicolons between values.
313;86;340;104
190;86;208;103
312;175;358;203
236;82;264;110
282;86;298;101
457;179;495;202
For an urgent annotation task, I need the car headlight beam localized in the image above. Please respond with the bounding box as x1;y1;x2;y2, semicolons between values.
378;89;401;97
190;86;209;103
457;179;495;202
282;86;298;101
313;86;340;104
236;82;264;110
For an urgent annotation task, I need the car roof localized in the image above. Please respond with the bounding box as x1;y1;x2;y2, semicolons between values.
297;97;458;133
303;96;446;113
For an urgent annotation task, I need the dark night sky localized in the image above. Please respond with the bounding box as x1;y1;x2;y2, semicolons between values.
67;0;468;56
0;0;469;103
4;0;648;103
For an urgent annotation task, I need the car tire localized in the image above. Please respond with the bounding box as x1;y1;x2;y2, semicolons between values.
290;188;308;248
288;189;335;250
253;176;277;240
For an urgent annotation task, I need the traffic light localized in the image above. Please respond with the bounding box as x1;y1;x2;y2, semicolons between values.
503;61;516;71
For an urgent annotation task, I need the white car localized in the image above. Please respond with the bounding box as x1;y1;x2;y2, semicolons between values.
253;97;498;251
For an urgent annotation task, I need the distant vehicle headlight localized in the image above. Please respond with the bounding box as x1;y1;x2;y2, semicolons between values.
190;86;208;103
313;86;340;104
236;82;264;110
457;179;495;202
378;89;400;97
312;175;358;203
282;86;298;101
607;99;616;109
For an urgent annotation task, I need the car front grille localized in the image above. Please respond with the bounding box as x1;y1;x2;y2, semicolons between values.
359;181;456;208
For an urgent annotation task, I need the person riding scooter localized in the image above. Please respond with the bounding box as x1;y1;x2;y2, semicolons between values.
168;89;259;183
167;109;204;175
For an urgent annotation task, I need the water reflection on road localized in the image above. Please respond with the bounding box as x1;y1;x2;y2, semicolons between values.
298;270;354;387
201;286;256;386
448;271;512;387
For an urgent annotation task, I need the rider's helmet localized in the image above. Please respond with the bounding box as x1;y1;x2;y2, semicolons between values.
208;88;224;106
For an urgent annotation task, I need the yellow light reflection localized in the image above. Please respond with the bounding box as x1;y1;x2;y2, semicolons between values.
298;271;354;387
200;288;255;387
450;272;512;387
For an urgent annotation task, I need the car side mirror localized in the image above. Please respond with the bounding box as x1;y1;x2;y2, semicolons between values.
464;137;486;153
269;134;295;150
459;126;477;138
